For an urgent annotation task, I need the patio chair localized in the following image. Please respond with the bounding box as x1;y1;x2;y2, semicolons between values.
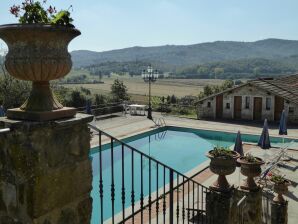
257;141;294;188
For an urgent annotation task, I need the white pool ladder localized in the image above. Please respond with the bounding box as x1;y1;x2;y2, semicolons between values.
152;117;166;127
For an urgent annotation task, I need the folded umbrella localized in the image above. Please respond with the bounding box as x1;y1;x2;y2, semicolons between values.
258;119;271;149
279;109;287;135
234;130;244;156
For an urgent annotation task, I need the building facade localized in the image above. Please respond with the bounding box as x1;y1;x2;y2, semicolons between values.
197;75;298;123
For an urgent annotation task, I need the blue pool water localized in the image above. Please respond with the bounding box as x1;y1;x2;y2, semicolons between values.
90;126;296;223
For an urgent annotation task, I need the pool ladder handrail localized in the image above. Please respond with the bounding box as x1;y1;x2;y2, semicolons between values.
155;129;167;141
152;117;166;127
0;128;10;134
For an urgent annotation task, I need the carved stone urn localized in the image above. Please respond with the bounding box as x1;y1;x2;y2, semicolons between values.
272;179;290;203
0;24;81;121
237;157;264;191
206;150;239;192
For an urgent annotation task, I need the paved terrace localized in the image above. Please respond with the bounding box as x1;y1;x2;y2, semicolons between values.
90;113;298;147
89;113;298;224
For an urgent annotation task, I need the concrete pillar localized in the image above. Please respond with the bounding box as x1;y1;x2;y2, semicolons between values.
206;190;234;224
235;188;262;224
0;114;93;224
271;201;288;224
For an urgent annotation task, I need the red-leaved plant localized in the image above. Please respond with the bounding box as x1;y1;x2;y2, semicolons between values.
9;0;74;27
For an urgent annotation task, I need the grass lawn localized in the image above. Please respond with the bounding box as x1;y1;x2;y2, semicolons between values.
62;70;225;101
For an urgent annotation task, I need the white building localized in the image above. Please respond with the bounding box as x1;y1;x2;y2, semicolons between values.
197;74;298;123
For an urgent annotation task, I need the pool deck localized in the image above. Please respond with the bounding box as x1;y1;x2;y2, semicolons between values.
90;112;298;147
89;113;298;224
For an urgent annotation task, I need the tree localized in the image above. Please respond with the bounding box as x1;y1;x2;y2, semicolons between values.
80;87;91;95
221;79;234;90
170;95;177;104
234;80;243;85
214;67;224;79
68;90;86;107
94;94;106;105
197;66;209;76
166;95;171;103
111;79;129;102
0;52;31;110
203;85;213;96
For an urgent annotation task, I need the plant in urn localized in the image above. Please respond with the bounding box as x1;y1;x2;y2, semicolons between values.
0;0;80;121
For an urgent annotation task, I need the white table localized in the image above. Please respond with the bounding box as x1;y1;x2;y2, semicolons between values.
128;104;146;116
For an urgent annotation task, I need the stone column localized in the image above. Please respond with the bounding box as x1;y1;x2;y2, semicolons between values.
271;201;288;224
234;188;262;224
206;189;234;224
0;114;93;224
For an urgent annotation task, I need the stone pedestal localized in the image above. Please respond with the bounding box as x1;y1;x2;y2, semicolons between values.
234;188;262;224
271;201;288;224
0;114;93;224
206;189;234;224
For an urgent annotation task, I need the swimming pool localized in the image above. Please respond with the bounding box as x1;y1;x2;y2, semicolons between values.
90;126;295;223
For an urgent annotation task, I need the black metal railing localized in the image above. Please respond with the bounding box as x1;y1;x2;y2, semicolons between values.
89;124;210;224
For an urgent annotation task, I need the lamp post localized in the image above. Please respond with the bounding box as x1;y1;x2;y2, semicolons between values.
142;65;159;120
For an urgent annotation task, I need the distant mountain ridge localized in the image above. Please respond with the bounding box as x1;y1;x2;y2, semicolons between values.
71;38;298;69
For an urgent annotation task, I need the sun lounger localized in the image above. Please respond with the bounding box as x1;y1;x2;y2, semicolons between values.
257;141;294;187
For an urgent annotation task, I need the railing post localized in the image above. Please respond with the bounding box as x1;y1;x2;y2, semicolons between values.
169;169;174;224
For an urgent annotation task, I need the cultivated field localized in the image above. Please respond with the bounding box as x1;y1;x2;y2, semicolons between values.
62;76;225;98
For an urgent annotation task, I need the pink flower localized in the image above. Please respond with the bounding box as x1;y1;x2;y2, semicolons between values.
9;5;20;17
47;6;56;14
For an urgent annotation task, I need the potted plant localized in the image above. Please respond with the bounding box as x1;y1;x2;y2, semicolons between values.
270;174;291;203
237;153;264;191
206;146;239;192
0;0;80;121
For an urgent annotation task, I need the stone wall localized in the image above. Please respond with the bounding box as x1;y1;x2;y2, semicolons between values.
285;102;298;124
0;114;93;224
233;188;262;224
206;187;289;224
198;97;216;119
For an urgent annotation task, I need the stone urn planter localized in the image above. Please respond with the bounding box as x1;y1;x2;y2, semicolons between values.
0;24;81;121
206;148;239;192
271;175;291;203
237;155;264;191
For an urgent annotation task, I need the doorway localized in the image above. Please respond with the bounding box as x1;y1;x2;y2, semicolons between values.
253;97;262;120
274;96;284;121
234;96;242;119
216;95;223;119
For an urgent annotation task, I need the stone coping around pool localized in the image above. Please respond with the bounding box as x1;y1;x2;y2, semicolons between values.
90;124;298;152
166;125;298;144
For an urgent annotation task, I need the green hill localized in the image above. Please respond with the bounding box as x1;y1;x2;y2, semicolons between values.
71;38;298;70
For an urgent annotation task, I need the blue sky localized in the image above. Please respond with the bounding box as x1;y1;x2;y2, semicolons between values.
0;0;297;52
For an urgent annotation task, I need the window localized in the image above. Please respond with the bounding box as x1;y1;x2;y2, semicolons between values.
245;96;250;109
289;107;294;113
226;103;230;109
266;98;271;110
207;102;211;108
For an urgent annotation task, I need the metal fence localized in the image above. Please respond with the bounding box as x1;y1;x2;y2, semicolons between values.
89;124;209;224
